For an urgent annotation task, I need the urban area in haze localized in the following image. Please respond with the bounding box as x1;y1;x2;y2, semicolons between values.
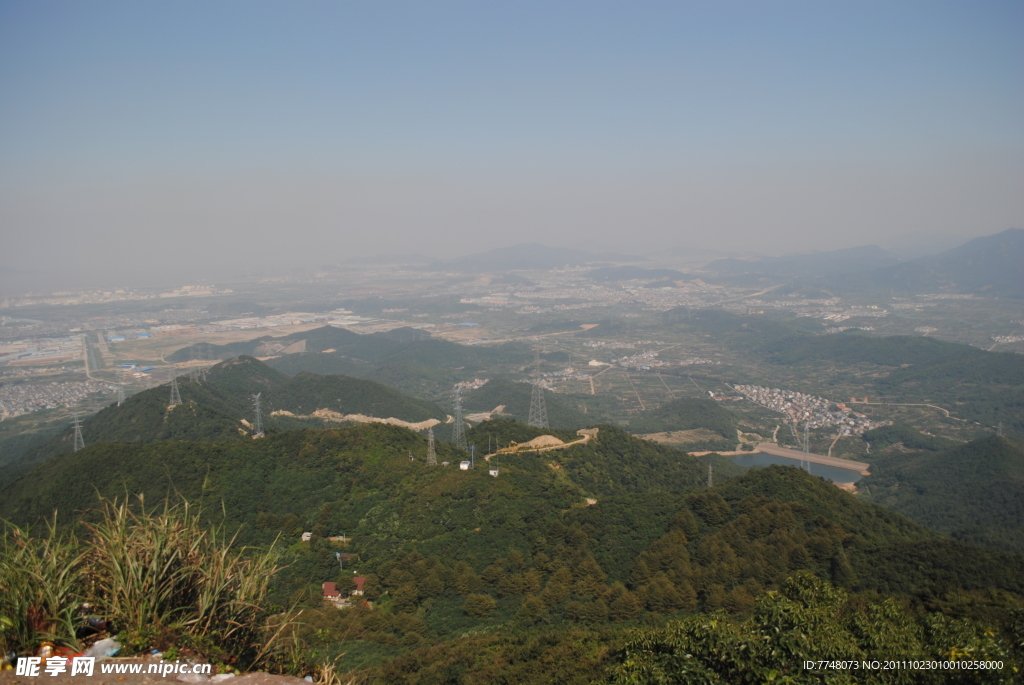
1;3;1023;684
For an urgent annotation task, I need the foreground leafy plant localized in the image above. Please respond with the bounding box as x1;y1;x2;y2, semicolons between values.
0;517;84;655
0;496;298;672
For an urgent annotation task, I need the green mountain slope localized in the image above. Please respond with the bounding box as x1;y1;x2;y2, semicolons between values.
0;423;708;566
860;423;959;452
9;423;1020;602
265;352;370;377
269;371;446;422
463;379;591;429
860;436;1024;552
626;397;738;441
4;421;1023;680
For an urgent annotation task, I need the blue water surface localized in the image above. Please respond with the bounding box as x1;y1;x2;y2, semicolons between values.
727;452;864;483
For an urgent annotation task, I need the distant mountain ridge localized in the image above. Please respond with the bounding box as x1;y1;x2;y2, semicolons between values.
706;244;900;280
702;229;1024;298
426;243;646;272
815;228;1024;298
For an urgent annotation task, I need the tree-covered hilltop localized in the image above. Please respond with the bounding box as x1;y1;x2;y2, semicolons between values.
6;423;1022;606
860;436;1024;553
4;420;1023;681
462;378;592;429
860;422;960;453
608;572;1020;685
2;356;447;477
626;397;739;448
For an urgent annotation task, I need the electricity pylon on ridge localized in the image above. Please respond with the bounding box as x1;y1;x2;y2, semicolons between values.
451;387;467;451
426;426;437;465
72;414;85;452
802;421;811;473
169;377;182;407
117;385;126;406
528;350;549;429
252;393;265;438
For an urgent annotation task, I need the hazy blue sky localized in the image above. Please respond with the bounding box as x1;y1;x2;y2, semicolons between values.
2;1;1022;290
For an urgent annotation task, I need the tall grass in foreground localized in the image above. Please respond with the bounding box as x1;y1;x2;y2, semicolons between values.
1;497;300;672
0;517;85;656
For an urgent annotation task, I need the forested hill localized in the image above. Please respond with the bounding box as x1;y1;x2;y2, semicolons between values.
626;397;739;448
860;436;1024;552
462;379;590;429
3;356;447;477
5;419;1024;680
5;421;1023;650
0;422;709;557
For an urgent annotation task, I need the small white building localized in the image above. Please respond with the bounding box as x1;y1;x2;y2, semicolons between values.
301;532;312;542
459;461;471;470
488;468;499;477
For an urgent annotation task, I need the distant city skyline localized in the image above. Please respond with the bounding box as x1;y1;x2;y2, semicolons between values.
2;1;1022;292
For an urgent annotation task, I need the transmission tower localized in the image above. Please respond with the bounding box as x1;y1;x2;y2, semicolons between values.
707;464;713;488
169;377;182;407
802;421;811;473
426;427;437;465
451;388;467;451
72;414;85;452
528;351;549;429
252;393;265;438
117;385;126;406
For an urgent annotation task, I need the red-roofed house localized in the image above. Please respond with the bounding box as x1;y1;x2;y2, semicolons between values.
322;582;340;600
352;577;366;596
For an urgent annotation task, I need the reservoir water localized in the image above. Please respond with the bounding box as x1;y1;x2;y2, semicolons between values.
727;452;865;483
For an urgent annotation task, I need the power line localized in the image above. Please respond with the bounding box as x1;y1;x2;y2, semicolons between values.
426;426;437;465
803;421;811;473
252;392;265;438
528;349;549;429
169;377;182;407
72;413;85;452
452;388;467;451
